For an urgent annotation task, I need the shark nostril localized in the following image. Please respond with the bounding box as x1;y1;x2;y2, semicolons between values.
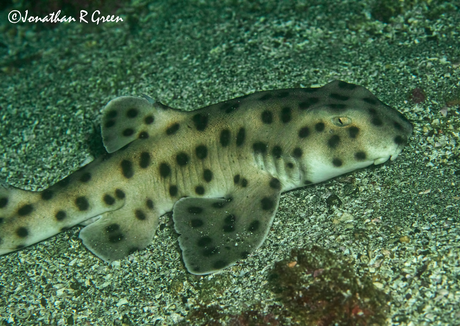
394;135;406;145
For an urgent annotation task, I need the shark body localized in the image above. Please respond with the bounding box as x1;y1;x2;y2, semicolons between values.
0;80;412;274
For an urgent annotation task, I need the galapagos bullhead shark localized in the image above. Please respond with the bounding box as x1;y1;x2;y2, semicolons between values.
0;80;412;275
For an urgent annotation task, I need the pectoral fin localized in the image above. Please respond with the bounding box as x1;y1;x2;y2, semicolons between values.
173;171;282;275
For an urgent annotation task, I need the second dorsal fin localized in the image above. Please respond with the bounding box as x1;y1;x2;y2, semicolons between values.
101;96;179;153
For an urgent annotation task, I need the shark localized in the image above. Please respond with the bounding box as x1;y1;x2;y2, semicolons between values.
0;80;412;275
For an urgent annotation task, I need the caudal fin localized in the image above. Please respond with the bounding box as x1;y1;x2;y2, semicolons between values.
0;185;43;255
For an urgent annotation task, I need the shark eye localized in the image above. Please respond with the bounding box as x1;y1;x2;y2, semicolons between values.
331;116;352;127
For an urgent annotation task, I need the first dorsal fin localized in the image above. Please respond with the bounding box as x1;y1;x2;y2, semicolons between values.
101;96;178;153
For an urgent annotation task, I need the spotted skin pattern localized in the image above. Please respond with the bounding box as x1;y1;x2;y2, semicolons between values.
0;80;412;275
